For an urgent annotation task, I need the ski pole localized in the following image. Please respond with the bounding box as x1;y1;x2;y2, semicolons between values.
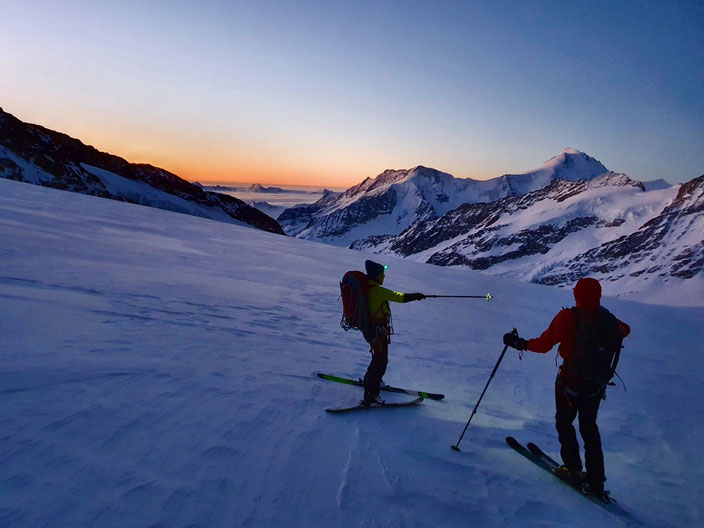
426;293;494;301
451;329;517;452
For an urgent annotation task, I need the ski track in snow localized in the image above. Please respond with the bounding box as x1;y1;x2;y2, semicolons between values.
0;178;702;527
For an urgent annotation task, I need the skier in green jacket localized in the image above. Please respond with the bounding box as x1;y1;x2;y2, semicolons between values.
362;260;425;405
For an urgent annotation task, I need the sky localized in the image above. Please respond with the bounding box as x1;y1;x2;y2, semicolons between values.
1;0;703;187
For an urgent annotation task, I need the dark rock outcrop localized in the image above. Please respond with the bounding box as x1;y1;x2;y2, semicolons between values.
0;108;284;235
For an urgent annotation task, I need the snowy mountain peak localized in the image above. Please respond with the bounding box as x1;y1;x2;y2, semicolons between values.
496;148;609;196
522;148;607;178
368;166;449;192
588;171;645;190
543;147;595;165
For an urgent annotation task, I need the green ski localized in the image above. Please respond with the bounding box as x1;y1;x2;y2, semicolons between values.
326;397;424;413
316;372;444;400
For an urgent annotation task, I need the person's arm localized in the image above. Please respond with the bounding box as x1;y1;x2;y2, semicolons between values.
376;286;406;304
526;309;572;353
375;286;425;303
504;309;572;352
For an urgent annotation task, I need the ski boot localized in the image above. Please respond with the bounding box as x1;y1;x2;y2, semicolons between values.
581;480;613;503
362;395;386;407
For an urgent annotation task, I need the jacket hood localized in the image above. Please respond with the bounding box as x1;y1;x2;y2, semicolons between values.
574;278;601;312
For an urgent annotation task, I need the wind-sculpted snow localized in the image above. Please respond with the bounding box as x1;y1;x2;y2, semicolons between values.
0;180;704;528
1;177;703;527
0;108;284;235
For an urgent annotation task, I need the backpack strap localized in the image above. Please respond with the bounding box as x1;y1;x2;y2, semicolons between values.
561;307;585;375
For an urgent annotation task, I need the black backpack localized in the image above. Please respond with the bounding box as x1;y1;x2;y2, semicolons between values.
567;306;623;394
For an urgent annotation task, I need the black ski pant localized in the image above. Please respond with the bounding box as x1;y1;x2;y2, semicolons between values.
555;381;605;484
363;326;389;402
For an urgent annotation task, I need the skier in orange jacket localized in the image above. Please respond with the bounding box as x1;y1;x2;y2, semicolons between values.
503;278;630;499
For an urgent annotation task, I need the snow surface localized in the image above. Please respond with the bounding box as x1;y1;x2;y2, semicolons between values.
1;177;703;527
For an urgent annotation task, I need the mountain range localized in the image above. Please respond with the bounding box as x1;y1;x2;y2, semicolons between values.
0;108;284;235
1;107;700;304
280;150;701;304
278;149;611;245
350;171;703;303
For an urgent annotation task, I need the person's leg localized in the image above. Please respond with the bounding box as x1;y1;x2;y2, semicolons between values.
555;382;582;473
578;395;604;489
363;333;389;402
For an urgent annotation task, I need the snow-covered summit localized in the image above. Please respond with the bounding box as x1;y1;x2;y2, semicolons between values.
499;148;609;195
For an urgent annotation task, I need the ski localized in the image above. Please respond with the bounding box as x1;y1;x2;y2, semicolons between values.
526;442;561;471
505;436;555;473
506;437;637;522
325;397;424;414
316;372;445;400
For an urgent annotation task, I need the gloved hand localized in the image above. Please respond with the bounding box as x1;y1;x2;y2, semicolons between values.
405;292;426;302
503;332;528;350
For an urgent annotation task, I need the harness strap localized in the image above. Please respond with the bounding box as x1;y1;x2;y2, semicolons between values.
368;324;391;354
556;374;603;403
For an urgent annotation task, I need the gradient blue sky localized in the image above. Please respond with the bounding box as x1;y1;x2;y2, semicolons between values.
2;0;703;186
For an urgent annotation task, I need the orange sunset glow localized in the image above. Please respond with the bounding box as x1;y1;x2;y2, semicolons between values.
3;2;703;187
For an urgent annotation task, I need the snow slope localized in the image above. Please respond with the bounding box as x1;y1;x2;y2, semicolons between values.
1;177;702;527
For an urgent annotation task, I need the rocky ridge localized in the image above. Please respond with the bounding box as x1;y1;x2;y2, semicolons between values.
0;108;284;235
